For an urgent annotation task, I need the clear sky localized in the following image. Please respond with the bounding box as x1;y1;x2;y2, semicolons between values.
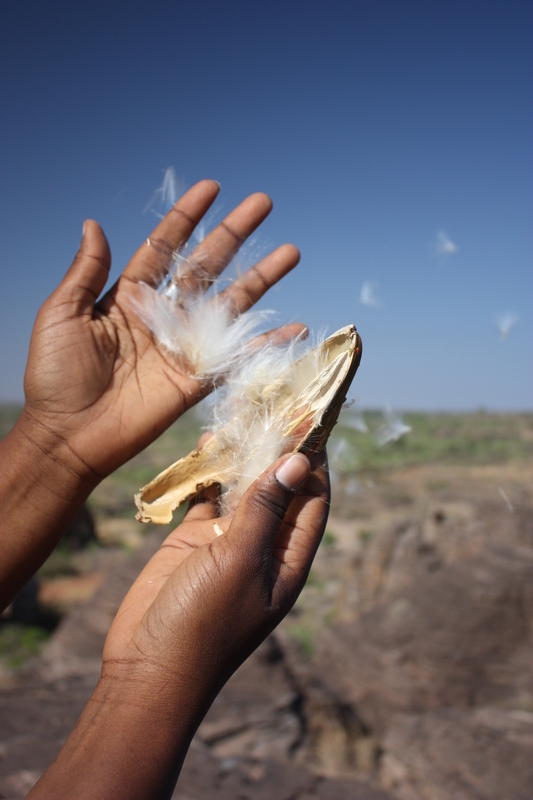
1;0;531;410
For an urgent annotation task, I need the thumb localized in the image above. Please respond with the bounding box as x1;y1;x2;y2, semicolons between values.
59;220;112;315
226;453;311;552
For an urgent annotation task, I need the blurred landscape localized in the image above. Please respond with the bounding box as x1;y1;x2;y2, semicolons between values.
1;404;532;799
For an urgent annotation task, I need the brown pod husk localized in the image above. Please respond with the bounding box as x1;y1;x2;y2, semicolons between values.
135;325;362;524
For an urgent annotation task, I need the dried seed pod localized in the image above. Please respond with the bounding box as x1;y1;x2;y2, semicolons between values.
135;325;362;524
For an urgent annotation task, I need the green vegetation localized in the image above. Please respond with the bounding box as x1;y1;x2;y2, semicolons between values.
332;411;533;473
0;624;50;670
322;530;338;547
2;404;531;526
426;480;451;491
287;624;315;658
37;544;81;579
1;404;531;671
323;608;339;625
0;405;203;524
87;410;204;523
305;569;324;590
0;404;22;439
3;406;532;485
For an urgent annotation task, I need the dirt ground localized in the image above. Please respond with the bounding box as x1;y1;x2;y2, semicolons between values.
1;413;532;799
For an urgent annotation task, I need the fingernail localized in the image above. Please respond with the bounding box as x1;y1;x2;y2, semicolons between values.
275;453;310;491
82;221;87;239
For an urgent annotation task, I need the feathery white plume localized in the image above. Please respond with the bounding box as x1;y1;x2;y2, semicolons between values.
143;167;220;243
376;407;411;446
135;326;361;523
340;406;368;433
135;281;274;380
135;172;364;521
208;334;327;510
433;230;458;259
495;312;519;341
136;168;280;380
143;167;184;219
328;436;359;472
360;281;381;308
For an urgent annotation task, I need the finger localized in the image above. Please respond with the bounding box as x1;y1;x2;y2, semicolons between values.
196;431;214;449
183;432;220;521
58;220;112;315
123;179;221;283
249;322;308;351
226;453;311;553
177;192;273;294
223;450;329;608
271;449;330;576
185;483;221;522
218;243;300;313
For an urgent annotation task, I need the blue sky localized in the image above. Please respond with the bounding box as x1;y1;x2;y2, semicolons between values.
1;0;531;409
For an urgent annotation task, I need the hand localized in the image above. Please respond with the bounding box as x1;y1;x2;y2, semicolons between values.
22;180;302;482
0;180;303;610
105;448;329;685
28;450;330;800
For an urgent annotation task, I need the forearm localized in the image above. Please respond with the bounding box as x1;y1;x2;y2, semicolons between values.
0;409;98;610
27;672;205;800
27;451;328;799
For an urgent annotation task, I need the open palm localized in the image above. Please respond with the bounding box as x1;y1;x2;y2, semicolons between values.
22;180;302;480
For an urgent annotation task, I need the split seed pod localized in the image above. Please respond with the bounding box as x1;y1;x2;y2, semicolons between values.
135;325;362;524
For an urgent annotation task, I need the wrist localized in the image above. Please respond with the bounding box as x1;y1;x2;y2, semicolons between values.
28;673;200;800
16;405;100;491
99;654;213;732
0;409;98;610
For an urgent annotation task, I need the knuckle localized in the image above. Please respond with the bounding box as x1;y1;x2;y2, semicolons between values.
219;220;246;247
146;236;175;260
248;263;270;294
169;206;195;227
248;485;290;523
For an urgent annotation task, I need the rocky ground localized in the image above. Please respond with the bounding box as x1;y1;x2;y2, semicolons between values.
1;417;532;798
